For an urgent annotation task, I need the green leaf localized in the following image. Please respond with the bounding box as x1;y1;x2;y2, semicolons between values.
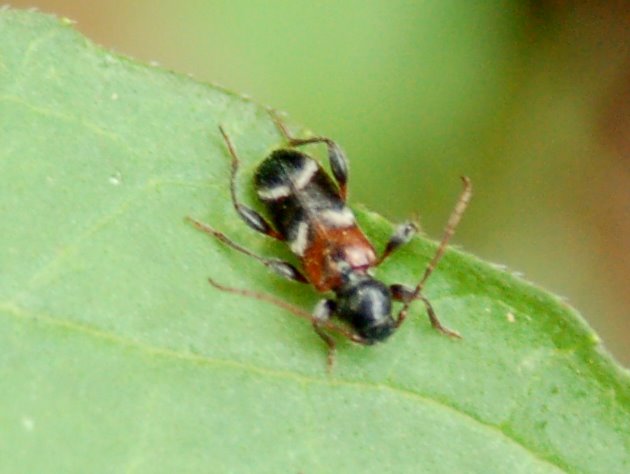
1;9;628;474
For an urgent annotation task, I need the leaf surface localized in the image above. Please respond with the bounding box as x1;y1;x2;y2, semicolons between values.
0;9;628;474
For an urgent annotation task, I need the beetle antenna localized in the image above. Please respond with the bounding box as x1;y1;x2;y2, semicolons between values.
207;278;364;343
406;177;472;303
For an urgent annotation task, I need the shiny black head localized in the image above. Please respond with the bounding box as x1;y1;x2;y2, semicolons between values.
334;271;396;343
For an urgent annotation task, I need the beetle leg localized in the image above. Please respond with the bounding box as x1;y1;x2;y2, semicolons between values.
388;177;471;336
269;110;349;200
312;299;338;371
390;283;461;338
187;217;308;284
218;126;282;239
374;220;419;266
206;279;367;371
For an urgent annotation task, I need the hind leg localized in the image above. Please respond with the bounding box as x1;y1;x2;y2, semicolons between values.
269;111;349;201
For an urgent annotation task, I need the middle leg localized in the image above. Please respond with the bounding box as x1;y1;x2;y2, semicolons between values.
390;283;461;338
374;220;419;266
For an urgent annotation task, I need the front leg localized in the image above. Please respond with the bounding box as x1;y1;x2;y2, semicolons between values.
203;277;368;372
312;299;368;371
390;283;461;338
311;299;338;371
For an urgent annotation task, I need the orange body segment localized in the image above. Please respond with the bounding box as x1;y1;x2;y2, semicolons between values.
302;225;376;291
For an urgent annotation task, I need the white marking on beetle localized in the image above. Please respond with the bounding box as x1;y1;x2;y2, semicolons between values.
292;160;318;189
319;207;355;228
368;290;386;317
313;300;332;323
257;184;292;200
344;245;374;267
289;221;310;256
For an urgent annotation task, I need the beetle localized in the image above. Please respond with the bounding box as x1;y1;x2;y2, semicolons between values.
187;112;472;369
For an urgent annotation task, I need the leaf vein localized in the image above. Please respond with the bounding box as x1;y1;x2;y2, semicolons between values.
0;301;569;473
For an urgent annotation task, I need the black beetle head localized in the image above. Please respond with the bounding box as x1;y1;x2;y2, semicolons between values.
334;271;396;343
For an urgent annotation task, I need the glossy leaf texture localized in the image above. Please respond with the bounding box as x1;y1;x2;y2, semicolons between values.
0;9;628;474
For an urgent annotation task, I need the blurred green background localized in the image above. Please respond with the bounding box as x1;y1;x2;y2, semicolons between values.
10;1;629;364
